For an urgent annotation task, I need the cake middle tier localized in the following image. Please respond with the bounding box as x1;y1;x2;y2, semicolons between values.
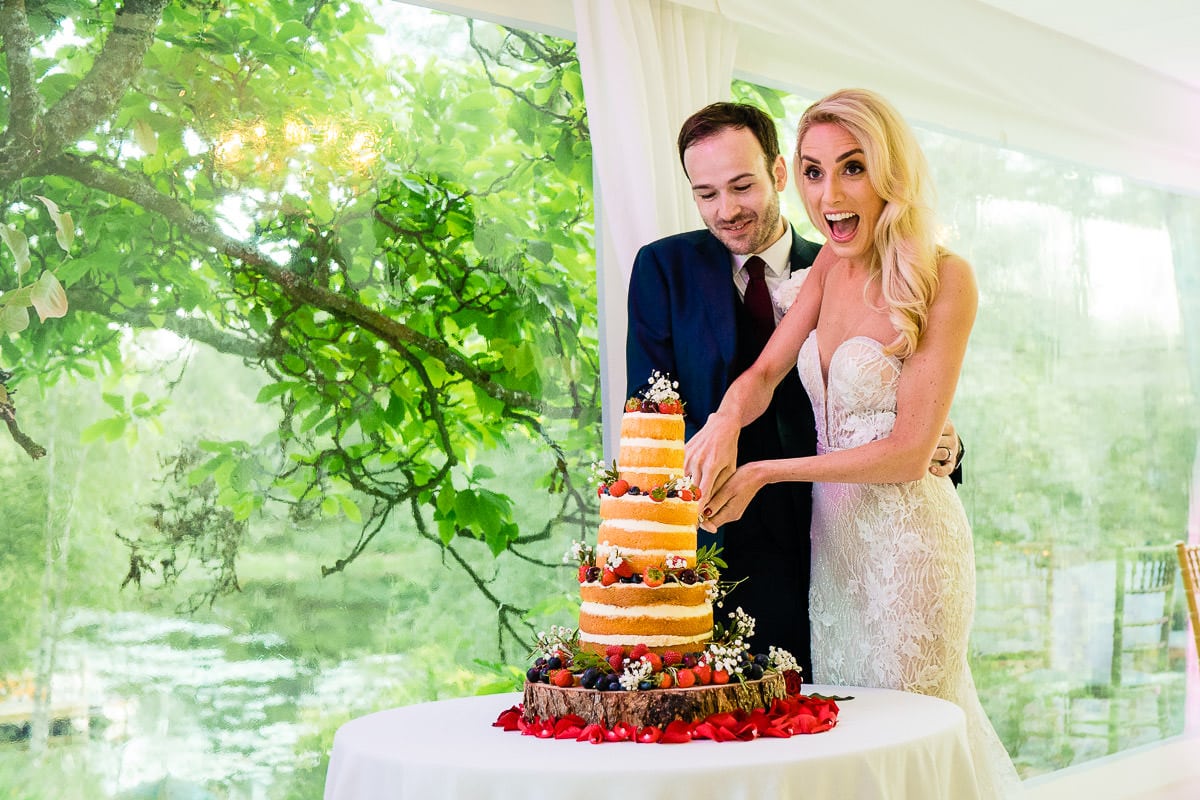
598;495;700;571
578;582;713;653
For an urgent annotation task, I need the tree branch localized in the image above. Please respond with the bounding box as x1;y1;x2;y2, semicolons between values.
68;289;266;360
42;153;547;414
0;0;171;187
1;399;46;459
0;0;41;145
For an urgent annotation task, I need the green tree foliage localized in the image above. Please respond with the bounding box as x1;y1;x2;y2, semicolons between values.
0;1;597;653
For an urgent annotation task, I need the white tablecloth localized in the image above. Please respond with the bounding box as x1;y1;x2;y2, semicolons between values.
324;685;979;800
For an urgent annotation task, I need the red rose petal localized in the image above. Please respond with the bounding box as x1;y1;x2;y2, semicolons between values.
606;721;635;742
493;705;522;731
554;717;584;739
578;723;607;744
636;726;662;743
704;712;739;728
661;720;693;743
730;721;758;741
495;693;838;744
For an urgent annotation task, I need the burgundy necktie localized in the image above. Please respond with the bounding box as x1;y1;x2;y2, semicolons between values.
743;255;776;349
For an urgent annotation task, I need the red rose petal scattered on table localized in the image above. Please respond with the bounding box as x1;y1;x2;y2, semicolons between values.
495;696;838;745
731;719;759;741
552;715;585;739
578;723;607;744
705;712;738;728
607;721;635;742
636;726;662;743
493;705;522;731
661;720;693;743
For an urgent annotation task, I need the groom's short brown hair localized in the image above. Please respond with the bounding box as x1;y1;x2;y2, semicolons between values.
677;102;781;177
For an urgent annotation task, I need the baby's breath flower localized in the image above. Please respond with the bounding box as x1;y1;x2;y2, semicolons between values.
532;626;580;660
768;646;801;674
724;607;755;643
564;540;595;566
619;658;652;691
644;371;680;404
589;459;619;487
704;641;745;675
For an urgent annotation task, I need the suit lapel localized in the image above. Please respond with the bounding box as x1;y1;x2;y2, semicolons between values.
694;233;738;370
787;225;821;274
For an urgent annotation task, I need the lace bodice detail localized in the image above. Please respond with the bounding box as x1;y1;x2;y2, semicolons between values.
795;330;1023;799
797;332;900;455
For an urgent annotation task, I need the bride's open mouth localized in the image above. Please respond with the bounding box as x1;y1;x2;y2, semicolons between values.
826;211;859;243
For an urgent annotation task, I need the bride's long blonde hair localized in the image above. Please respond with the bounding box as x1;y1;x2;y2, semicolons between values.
795;88;943;359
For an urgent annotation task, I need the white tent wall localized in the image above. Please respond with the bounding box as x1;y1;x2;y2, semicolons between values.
403;0;1200;456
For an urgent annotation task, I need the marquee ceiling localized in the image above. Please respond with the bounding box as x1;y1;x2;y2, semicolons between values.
979;0;1200;91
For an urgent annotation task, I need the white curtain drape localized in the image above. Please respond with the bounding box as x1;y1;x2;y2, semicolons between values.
572;0;736;457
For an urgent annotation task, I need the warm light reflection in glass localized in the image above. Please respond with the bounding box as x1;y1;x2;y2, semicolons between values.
347;127;379;168
211;116;379;174
283;118;309;146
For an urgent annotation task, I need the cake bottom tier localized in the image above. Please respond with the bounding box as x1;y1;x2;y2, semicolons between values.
523;673;787;728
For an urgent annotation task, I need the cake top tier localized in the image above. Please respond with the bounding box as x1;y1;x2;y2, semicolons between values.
624;370;684;416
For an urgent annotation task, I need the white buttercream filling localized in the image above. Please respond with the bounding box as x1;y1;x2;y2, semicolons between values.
600;519;697;535
580;602;711;619
595;541;696;560
620;467;678;479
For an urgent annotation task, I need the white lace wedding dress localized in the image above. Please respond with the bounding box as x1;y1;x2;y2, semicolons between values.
797;331;1023;800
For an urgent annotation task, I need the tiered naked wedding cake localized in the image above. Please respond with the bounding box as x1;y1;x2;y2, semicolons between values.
521;373;800;728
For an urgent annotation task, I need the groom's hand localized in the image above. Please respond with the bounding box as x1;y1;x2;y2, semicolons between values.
684;412;740;518
928;418;961;478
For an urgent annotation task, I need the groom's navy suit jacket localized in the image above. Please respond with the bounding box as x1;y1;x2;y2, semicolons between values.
626;226;822;675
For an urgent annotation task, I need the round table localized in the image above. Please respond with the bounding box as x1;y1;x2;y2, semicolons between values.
324;685;980;800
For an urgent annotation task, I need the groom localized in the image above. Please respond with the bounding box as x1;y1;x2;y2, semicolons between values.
625;102;961;676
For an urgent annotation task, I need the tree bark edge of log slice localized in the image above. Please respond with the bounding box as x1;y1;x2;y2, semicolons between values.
523;673;787;728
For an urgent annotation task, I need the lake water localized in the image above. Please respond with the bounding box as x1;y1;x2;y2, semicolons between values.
8;609;402;798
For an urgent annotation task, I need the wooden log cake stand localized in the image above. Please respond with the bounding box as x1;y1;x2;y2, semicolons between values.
523;673;787;728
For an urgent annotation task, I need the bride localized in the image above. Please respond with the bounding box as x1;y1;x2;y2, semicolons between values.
685;88;1022;799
